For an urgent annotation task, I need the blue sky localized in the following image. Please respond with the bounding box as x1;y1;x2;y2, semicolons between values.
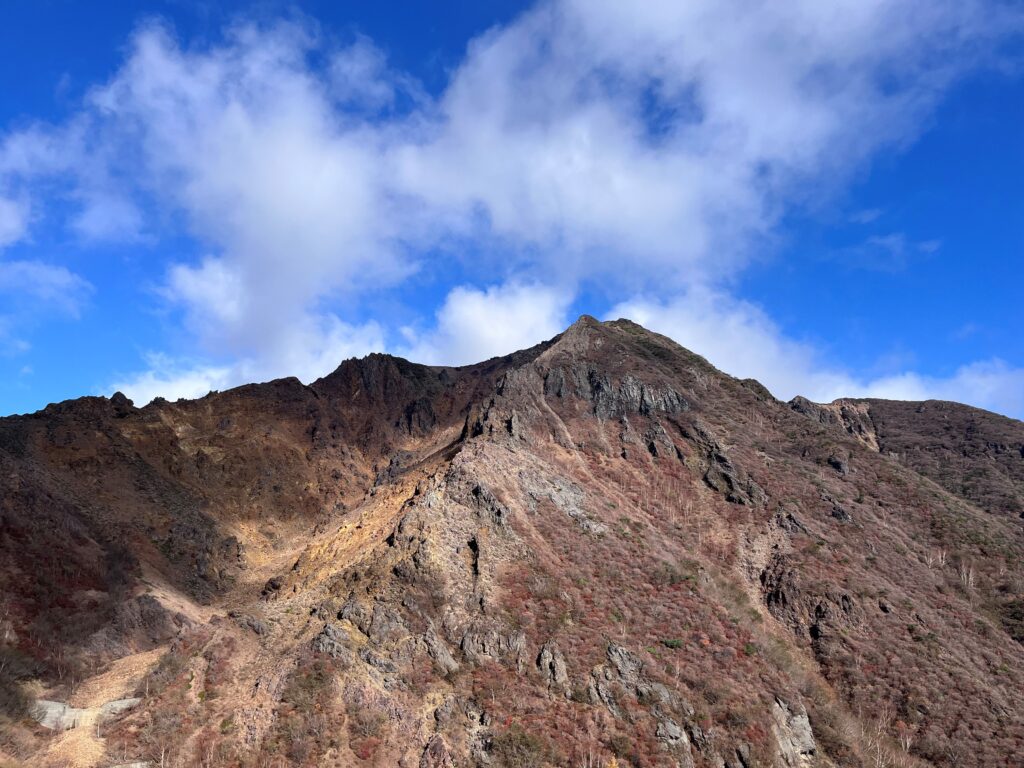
1;0;1022;418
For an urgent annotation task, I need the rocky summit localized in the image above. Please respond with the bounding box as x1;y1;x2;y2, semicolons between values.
1;317;1022;768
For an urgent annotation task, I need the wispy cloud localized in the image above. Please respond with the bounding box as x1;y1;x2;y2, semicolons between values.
850;208;884;224
0;259;91;358
0;260;92;317
830;232;943;272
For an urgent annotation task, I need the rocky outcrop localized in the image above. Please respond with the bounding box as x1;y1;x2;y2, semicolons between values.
682;421;766;506
543;365;688;419
519;468;607;533
460;627;526;667
311;623;354;664
536;641;569;693
424;629;460;675
229;611;268;636
470;483;510;528
655;718;695;768
588;644;675;716
89;594;189;655
760;554;861;661
419;735;456;767
771;697;817;767
788;397;879;451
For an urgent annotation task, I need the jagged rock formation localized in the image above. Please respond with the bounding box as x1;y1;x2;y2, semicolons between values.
1;317;1023;768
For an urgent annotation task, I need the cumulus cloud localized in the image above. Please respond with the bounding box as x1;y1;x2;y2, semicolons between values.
397;0;1006;286
70;191;145;242
0;1;1019;409
88;23;413;359
610;290;855;399
111;316;386;406
399;282;573;365
329;35;424;112
610;291;1024;418
855;361;1024;418
9;3;1010;299
110;353;235;405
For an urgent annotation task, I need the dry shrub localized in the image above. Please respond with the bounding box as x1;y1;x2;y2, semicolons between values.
489;724;549;768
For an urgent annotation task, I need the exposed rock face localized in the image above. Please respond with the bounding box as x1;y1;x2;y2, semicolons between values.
679;419;767;506
311;623;353;664
2;316;1023;768
536;641;569;693
543;365;689;420
771;697;817;767
788;396;880;451
419;735;456;767
229;612;268;636
424;629;460;675
460;627;527;667
32;697;141;731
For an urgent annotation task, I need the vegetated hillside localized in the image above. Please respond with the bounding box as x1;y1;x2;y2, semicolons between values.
790;396;1024;521
1;317;1022;768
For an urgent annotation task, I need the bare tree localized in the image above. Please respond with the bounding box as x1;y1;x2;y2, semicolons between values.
958;562;976;591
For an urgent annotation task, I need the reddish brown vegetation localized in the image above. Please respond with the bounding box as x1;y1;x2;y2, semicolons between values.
1;317;1022;767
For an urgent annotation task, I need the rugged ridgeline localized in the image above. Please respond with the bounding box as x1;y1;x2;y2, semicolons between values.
1;317;1023;768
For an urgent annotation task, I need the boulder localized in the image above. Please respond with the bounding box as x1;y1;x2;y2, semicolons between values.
424;629;460;675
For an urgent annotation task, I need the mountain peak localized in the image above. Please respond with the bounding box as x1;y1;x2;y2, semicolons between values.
2;319;1023;768
568;313;602;328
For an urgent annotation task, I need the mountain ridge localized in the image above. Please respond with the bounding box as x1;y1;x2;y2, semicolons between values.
1;317;1022;768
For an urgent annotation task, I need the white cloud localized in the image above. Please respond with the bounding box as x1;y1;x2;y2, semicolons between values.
86;23;411;358
610;291;1024;419
70;191;145;242
0;316;28;355
851;208;884;224
838;232;943;271
329;35;424;112
0;196;29;248
610;289;855;400
110;353;235;405
0;259;91;358
0;259;92;317
0;2;1019;407
0;118;148;247
6;3;1009;304
857;361;1024;418
110;315;386;405
394;0;1014;287
400;282;573;366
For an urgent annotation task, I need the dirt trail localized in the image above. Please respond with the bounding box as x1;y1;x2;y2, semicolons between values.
44;707;103;768
38;647;165;768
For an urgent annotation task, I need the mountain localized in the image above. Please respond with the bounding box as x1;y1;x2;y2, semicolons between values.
1;317;1022;768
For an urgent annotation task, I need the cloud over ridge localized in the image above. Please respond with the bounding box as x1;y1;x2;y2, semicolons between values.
1;1;1022;414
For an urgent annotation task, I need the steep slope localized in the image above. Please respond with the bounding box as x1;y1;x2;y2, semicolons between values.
790;396;1024;519
1;317;1022;768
